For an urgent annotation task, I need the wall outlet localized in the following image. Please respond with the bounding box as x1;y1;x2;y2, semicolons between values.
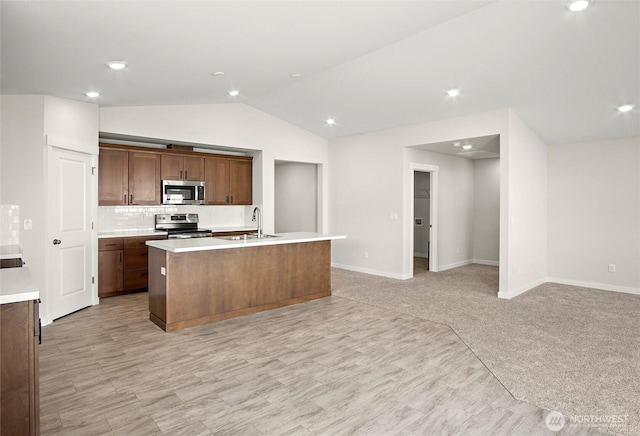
608;264;616;273
23;219;32;230
160;266;166;276
364;251;369;259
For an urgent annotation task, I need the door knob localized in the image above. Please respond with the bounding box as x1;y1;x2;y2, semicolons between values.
53;239;61;245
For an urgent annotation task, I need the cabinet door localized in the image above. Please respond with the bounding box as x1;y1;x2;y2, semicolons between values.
229;160;253;205
129;152;161;205
124;247;148;270
98;250;123;297
98;149;128;205
183;156;205;181
204;157;230;205
160;154;183;180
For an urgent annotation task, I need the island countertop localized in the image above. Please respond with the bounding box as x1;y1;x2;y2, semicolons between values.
0;266;39;304
146;232;346;253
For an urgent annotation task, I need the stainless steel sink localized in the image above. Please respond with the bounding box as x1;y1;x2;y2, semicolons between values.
215;233;279;241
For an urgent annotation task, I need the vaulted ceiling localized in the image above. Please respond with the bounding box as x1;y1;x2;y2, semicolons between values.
1;1;638;145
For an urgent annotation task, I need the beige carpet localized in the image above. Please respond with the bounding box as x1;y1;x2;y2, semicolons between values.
332;263;640;436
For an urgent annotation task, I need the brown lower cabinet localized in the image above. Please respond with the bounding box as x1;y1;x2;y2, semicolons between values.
1;299;40;436
98;235;165;297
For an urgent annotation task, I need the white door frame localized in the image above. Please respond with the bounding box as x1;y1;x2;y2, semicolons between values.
409;163;439;277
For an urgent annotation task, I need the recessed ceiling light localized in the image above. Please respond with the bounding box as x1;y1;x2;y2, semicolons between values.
85;91;100;98
290;73;302;78
567;0;590;12
326;118;336;125
447;88;461;97
228;90;240;97
212;71;225;76
106;61;127;70
462;144;472;150
617;104;635;113
452;142;461;147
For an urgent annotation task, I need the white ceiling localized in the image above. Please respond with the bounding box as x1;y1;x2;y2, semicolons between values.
1;1;638;145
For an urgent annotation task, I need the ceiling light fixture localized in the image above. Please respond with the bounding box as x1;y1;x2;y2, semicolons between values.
212;71;225;76
106;61;127;70
447;88;461;97
228;90;240;97
290;73;302;78
85;91;100;98
617;104;635;113
326;118;336;126
567;0;590;12
462;144;472;150
452;142;461;147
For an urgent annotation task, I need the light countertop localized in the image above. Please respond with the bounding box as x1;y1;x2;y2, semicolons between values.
0;266;39;304
98;226;257;239
0;244;23;260
147;232;346;253
99;230;168;239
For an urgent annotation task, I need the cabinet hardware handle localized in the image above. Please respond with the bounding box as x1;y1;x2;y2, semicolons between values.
123;194;127;204
185;170;188;179
180;170;183;179
53;239;61;245
230;195;233;204
130;194;133;203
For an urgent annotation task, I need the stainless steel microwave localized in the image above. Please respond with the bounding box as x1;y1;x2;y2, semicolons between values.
161;180;205;205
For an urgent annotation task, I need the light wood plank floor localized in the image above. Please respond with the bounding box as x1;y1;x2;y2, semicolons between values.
40;292;598;435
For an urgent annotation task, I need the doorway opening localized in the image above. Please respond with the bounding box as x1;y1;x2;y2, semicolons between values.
409;163;439;277
274;161;319;232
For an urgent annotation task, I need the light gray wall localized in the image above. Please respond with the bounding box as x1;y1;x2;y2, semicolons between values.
413;171;430;257
275;161;317;233
502;110;548;297
473;158;500;264
547;136;640;292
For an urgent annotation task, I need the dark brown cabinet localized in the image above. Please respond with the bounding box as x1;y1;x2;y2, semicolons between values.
98;235;165;297
1;299;39;435
98;238;123;297
98;147;161;206
128;152;161;205
98;149;129;206
205;156;252;205
161;154;204;181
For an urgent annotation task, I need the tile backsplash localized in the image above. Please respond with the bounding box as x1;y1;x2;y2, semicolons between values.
0;204;20;245
98;205;253;232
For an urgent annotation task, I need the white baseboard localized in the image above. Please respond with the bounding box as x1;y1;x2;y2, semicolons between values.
438;259;473;272
473;259;499;267
331;263;411;280
414;252;429;259
546;277;640;296
498;277;547;299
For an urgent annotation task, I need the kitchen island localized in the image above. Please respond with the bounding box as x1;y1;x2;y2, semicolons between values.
146;232;345;331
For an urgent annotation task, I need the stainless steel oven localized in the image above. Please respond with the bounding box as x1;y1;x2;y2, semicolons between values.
161;180;205;205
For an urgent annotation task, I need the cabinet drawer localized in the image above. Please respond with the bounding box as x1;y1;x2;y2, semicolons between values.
124;269;149;291
0;258;23;268
124;235;165;249
124;248;148;270
99;238;124;251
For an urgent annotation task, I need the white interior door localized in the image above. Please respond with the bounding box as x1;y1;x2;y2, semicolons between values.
48;147;94;320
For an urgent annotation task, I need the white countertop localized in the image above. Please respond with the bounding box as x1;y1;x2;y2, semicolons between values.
0;267;39;304
147;232;346;253
99;230;168;238
98;226;257;239
0;244;23;260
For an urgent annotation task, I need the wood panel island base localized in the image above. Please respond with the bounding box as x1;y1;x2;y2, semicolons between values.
147;233;345;332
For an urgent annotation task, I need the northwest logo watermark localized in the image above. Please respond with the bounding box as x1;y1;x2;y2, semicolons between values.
545;411;629;431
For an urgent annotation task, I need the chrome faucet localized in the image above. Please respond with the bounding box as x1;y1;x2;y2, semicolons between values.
252;206;262;238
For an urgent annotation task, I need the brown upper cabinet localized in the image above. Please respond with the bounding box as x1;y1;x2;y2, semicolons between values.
161;154;205;181
205;157;252;205
99;144;251;206
99;146;161;205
